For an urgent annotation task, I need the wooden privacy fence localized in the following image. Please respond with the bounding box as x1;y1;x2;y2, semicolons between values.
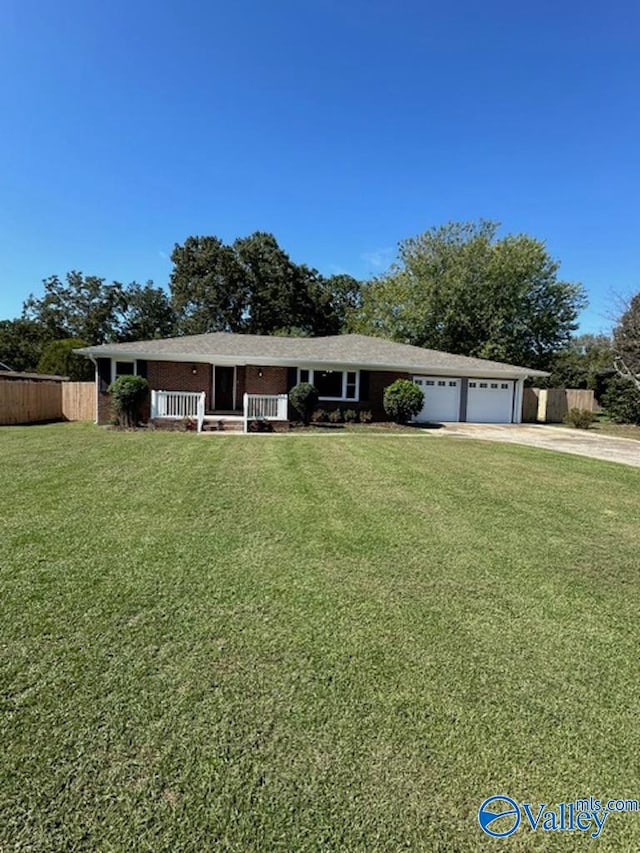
61;382;95;421
522;388;595;423
0;380;95;425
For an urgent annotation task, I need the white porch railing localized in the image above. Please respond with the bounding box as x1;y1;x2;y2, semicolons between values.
151;390;206;433
243;393;288;433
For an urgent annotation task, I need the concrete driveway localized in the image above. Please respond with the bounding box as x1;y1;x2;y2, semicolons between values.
435;423;640;468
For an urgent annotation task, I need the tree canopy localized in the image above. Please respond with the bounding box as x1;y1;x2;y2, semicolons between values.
612;292;640;389
37;338;94;381
354;221;587;369
1;222;592;376
169;232;360;336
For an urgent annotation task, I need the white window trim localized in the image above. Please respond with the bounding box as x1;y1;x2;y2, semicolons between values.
111;358;137;383
297;367;360;402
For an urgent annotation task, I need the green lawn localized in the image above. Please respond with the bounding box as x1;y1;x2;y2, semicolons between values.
2;424;639;852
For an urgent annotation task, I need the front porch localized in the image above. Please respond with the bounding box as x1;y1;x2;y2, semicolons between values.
150;390;289;433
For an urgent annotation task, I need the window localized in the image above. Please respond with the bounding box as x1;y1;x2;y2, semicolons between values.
501;383;509;389
346;371;357;399
112;359;136;383
314;370;342;398
479;382;488;388
490;383;498;389
437;380;446;387
425;380;435;386
297;368;359;401
449;381;457;387
415;379;423;386
469;382;477;388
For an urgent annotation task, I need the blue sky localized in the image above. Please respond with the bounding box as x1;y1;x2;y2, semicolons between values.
1;0;638;334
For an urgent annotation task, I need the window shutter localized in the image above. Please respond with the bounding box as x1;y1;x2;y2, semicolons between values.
359;370;370;401
97;358;111;392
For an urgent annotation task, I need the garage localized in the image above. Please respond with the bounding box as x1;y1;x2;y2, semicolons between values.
466;379;514;423
413;376;460;422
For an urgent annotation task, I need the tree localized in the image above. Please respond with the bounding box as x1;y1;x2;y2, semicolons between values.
170;232;361;336
118;282;176;341
22;272;125;343
0;319;52;372
170;236;248;335
612;293;640;390
37;338;94;380
355;221;587;369
544;334;614;400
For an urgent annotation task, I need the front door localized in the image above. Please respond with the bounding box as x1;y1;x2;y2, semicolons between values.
214;366;235;410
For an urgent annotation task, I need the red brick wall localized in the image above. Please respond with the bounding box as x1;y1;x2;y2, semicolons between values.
245;366;288;395
96;359;212;425
366;370;410;420
147;361;212;408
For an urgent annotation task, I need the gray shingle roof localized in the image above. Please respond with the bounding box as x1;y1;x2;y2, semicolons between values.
76;333;549;377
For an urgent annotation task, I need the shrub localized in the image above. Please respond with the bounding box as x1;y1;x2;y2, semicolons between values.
328;408;343;424
383;379;424;424
312;408;329;423
602;377;640;424
563;408;595;429
108;375;149;428
343;408;358;423
359;409;373;424
288;382;319;425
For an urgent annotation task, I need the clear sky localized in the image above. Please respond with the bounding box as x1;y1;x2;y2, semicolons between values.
1;0;638;333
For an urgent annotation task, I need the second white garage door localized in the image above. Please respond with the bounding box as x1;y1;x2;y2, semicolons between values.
466;380;514;423
413;377;460;422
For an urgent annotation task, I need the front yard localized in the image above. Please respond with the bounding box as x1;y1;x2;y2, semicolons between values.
1;424;639;851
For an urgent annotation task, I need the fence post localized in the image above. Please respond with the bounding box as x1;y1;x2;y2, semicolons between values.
243;392;248;434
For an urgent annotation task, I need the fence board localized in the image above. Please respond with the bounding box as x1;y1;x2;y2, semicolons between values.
522;388;540;422
62;382;95;421
0;380;63;425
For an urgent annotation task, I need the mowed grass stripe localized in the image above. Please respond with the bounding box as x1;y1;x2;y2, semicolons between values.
0;424;638;851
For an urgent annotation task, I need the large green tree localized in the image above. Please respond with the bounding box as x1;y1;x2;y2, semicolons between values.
118;281;176;341
23;272;125;343
0;319;52;372
612;292;640;390
355;221;587;368
169;232;359;336
37;338;94;380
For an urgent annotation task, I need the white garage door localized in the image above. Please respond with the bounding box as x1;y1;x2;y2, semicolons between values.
466;380;514;423
413;376;460;422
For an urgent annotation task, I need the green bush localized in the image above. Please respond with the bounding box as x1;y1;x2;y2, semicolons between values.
328;408;343;424
312;408;329;423
563;408;595;429
359;410;373;424
602;377;640;424
383;379;424;424
343;409;358;423
288;382;319;425
108;375;149;428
